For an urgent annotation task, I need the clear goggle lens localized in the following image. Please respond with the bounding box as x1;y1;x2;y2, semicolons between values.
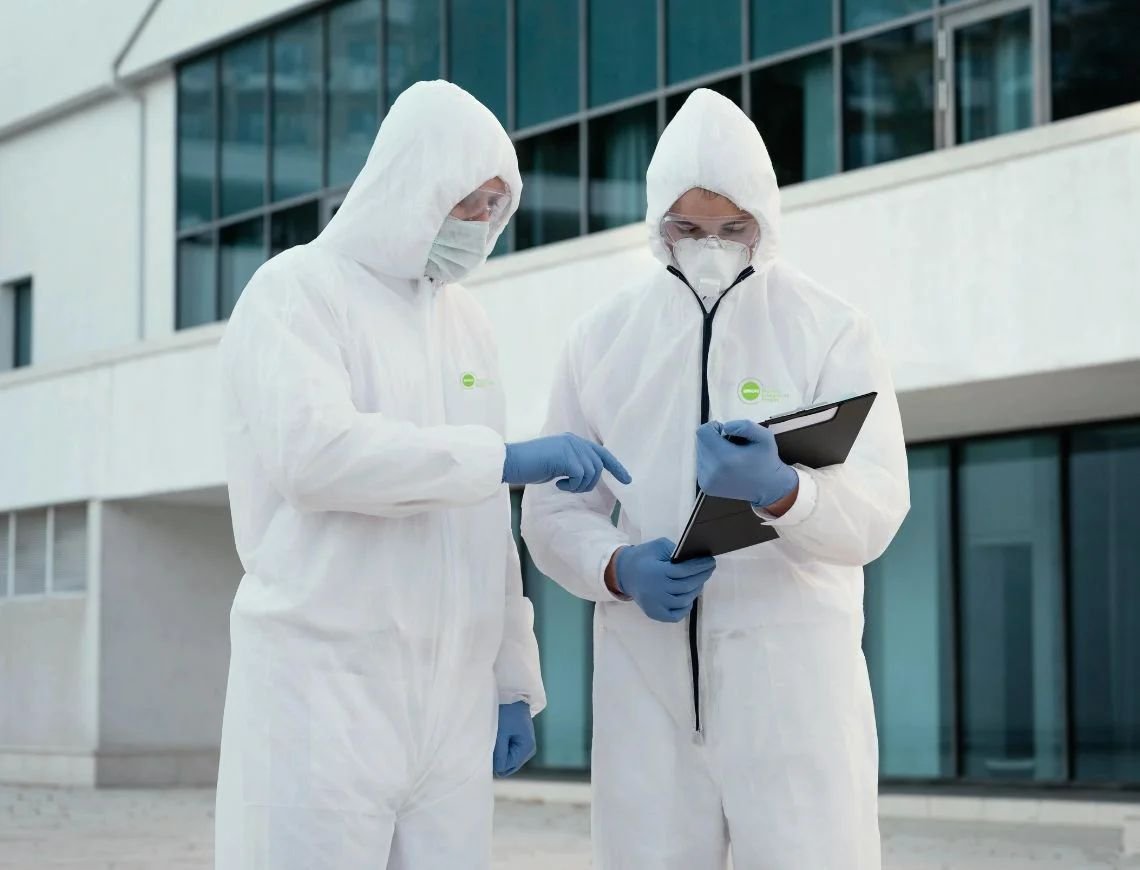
451;186;512;224
660;212;760;249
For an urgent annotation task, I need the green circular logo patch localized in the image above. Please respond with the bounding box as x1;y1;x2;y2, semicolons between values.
739;379;762;403
461;372;477;389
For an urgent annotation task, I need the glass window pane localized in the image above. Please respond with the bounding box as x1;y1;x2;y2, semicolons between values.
220;218;265;320
953;10;1032;145
844;0;930;32
13;280;32;368
751;51;836;186
13;510;47;596
328;0;381;188
221;38;268;216
753;0;831;59
0;517;8;596
450;0;507;124
959;436;1065;782
51;505;87;594
865;446;954;779
387;0;439;103
515;125;580;251
843;22;934;170
666;75;742;122
588;102;655;232
516;0;579;128
589;0;656;107
177;233;217;329
667;0;741;84
1070;424;1140;784
177;59;216;229
1051;0;1140;122
273;17;323;201
271;201;321;257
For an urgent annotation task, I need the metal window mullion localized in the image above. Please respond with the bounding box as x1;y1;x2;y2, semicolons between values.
949;440;965;780
1060;429;1076;782
1035;0;1051;125
739;0;751;116
439;0;449;80
656;0;666;132
44;506;54;595
579;0;588;237
838;8;937;45
320;9;330;191
378;0;388;116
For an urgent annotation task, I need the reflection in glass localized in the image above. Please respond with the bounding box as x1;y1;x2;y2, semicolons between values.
220;218;265;320
1070;424;1140;783
667;0;741;84
959;436;1065;782
177;233;217;328
954;10;1032;145
273;17;323;201
751;51;836;186
271;202;321;257
450;0;507;124
516;126;580;251
843;23;934;170
752;0;831;59
865;447;954;778
588;103;656;232
844;0;930;32
387;0;439;103
516;0;578;128
328;0;380;188
177;59;216;229
220;38;268;216
1051;0;1140;122
666;75;742;122
590;0;656;107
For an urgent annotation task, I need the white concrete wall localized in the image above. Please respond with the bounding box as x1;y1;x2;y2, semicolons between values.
97;500;240;785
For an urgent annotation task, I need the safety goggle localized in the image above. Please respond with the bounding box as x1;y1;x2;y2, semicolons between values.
660;212;760;249
450;185;512;224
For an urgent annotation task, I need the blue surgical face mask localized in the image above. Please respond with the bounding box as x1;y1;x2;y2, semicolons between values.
424;216;490;283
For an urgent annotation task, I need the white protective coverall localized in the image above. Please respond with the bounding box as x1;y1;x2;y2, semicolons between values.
214;80;545;870
521;89;910;869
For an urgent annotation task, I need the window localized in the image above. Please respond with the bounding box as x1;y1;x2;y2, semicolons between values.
177;59;216;229
387;0;439;103
588;103;656;232
327;0;381;187
12;510;47;596
1;505;88;598
272;17;323;201
948;8;1033;146
4;278;34;369
0;516;8;597
666;75;742;122
589;0;656;107
450;0;507;124
666;0;741;85
845;0;931;33
220;37;268;217
219;218;266;319
1051;0;1140;122
752;0;832;59
51;505;88;594
177;234;217;329
271;202;322;257
1069;424;1140;784
515;0;578;129
515;125;581;251
751;51;837;185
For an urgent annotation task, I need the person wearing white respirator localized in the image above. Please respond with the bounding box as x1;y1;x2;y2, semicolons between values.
523;88;909;869
214;80;629;870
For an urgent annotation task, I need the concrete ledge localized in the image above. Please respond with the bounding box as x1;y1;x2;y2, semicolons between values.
94;748;220;787
0;749;97;787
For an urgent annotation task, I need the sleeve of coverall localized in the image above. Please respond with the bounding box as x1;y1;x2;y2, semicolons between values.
757;315;910;566
221;269;506;517
495;523;547;714
521;340;630;603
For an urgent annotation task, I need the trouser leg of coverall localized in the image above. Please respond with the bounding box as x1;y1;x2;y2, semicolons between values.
591;630;728;870
386;766;494;870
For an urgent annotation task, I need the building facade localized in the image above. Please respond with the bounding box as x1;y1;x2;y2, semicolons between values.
1;0;1139;793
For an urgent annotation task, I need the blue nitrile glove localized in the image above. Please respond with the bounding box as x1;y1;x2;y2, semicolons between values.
696;419;798;508
614;538;716;623
503;433;632;493
493;701;536;777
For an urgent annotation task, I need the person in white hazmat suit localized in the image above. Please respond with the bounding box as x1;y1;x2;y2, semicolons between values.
521;88;910;869
214;81;630;870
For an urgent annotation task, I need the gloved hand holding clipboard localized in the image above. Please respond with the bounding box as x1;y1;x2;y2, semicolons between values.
671;392;878;562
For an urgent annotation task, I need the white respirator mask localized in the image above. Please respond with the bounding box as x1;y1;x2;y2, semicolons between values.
672;236;751;304
424;216;491;284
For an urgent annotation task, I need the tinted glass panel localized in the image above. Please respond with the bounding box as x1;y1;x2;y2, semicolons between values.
666;75;742;121
271;201;322;257
516;0;579;128
220;38;268;216
273;17;323;200
953;10;1032;145
1051;0;1140;121
177;59;216;228
177;234;217;328
588;102;656;232
844;0;930;32
753;0;831;58
959;436;1065;782
516;125;580;250
13;510;47;596
13;280;32;368
843;22;934;170
590;0;656;107
220;218;265;320
387;0;440;102
450;0;507;124
865;446;954;778
328;0;381;187
667;0;741;84
751;51;836;186
1070;424;1140;784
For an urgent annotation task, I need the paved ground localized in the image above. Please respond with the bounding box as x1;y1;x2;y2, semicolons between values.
2;786;1139;869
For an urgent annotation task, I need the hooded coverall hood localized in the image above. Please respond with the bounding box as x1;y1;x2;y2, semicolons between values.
317;79;522;280
646;88;780;273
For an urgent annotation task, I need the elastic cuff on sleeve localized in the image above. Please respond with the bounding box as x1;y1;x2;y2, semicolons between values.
752;466;817;528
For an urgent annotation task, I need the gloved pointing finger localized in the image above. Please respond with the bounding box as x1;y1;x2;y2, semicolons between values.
504;433;633;492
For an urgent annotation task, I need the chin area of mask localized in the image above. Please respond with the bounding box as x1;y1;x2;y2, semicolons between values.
672;237;750;303
425;216;490;283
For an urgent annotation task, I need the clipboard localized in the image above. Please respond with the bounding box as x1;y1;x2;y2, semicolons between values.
671;391;877;562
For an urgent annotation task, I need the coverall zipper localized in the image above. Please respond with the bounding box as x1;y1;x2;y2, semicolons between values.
667;264;755;734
